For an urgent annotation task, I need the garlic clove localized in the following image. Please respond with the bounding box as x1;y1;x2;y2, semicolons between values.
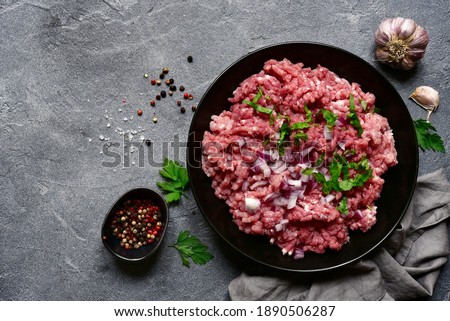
410;86;439;122
409;26;429;48
410;86;439;111
397;18;416;39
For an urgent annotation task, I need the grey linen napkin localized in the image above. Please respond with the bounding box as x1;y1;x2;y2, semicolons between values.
228;169;450;300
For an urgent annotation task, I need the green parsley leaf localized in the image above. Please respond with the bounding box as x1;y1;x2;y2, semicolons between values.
304;104;312;122
337;197;348;215
170;230;214;268
413;119;446;153
293;132;308;146
321;109;338;129
302;168;315;175
243;86;273;115
243;99;273;114
360;99;367;111
291;121;310;130
277;121;291;155
347;94;364;137
157;158;189;203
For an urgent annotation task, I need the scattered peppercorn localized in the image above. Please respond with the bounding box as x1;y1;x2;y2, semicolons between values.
137;109;143;116
188;94;193;100
179;85;185;92
152;117;158;123
144;73;148;78
145;139;152;146
180;107;186;113
151;79;156;85
150;99;155;106
176;100;181;106
159;73;164;79
183;93;189;99
191;105;197;112
162;67;169;74
156;95;161;100
169;85;176;91
160;91;166;98
156;80;161;86
165;79;171;86
187;55;193;63
168;78;174;84
168;91;173;96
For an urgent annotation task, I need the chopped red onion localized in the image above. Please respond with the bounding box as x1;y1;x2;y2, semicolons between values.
300;173;310;182
323;125;333;141
287;191;300;209
272;162;287;174
354;210;363;220
324;194;335;203
250;180;268;190
261;163;271;177
274;218;289;232
293;248;305;260
237;138;246;147
263;193;279;202
257;150;272;161
337;141;346;150
319;167;328;175
300;146;315;157
280;178;290;191
242;181;249;191
287;179;303;187
337;116;347;126
272;197;289;206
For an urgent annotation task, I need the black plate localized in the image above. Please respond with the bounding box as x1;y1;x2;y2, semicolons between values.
187;42;418;272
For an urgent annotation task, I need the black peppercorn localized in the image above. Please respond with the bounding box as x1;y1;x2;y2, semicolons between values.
187;55;193;63
179;85;185;92
159;73;164;79
145;139;151;146
160;90;167;98
169;85;176;91
180;107;186;113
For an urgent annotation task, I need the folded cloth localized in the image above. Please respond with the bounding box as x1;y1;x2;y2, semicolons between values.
229;169;450;300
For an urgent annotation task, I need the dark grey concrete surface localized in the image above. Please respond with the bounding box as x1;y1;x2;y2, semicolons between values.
0;0;449;301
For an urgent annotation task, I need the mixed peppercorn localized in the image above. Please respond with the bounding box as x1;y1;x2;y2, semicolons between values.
105;199;164;250
144;59;197;114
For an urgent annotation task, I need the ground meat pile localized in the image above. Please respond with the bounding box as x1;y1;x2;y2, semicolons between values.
202;58;398;258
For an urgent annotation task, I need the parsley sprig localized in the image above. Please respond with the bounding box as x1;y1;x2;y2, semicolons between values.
278;105;312;153
243;86;273;115
313;154;372;195
347;95;364;137
413;119;445;153
156;158;189;203
170;230;214;268
320;109;338;129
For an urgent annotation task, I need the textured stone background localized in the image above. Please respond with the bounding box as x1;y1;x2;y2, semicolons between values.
0;0;449;300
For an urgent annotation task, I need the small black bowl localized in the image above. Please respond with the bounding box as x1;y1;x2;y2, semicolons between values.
101;188;169;262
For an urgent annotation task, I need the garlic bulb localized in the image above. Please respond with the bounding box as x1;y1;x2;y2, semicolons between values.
374;17;429;70
410;86;439;122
